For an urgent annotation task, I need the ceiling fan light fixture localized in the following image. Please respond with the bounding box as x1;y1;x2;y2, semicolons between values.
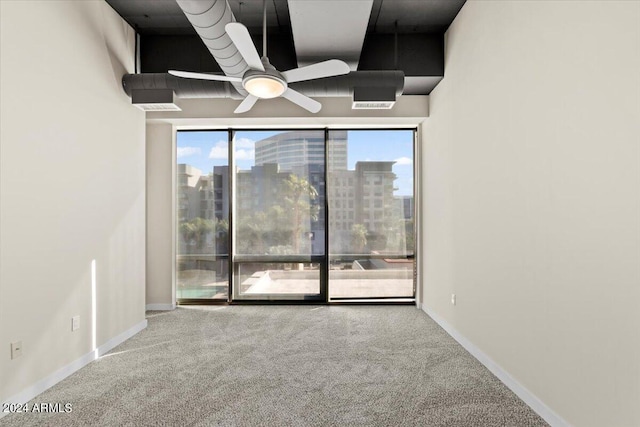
168;0;350;113
243;75;286;99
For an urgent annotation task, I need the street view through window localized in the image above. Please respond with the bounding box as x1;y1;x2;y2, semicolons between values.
176;129;414;301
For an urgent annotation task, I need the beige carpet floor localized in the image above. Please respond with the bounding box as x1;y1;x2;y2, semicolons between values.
0;306;548;426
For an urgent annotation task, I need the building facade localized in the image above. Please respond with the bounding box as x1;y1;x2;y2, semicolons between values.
178;131;413;257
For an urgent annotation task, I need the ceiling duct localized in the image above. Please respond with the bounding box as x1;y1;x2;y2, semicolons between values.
288;71;404;97
122;73;241;99
122;70;404;100
131;89;181;111
175;0;248;96
352;86;396;109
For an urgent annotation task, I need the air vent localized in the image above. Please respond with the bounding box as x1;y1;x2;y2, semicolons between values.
133;103;182;111
131;89;181;111
352;86;396;110
352;101;395;109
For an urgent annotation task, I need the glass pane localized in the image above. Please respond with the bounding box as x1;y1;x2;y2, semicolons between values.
176;131;229;300
236;262;320;298
329;261;414;298
232;130;325;300
328;130;415;299
234;130;325;257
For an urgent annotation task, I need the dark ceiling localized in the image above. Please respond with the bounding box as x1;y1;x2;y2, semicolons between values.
106;0;466;94
107;0;465;36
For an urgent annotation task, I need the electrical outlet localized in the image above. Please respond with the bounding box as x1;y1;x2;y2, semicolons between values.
451;293;456;305
11;341;22;359
72;315;80;331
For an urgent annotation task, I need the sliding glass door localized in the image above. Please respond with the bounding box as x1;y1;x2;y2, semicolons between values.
231;130;326;301
176;128;415;304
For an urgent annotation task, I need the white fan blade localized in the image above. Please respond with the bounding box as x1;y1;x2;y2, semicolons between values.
281;88;321;113
169;70;242;82
225;23;265;72
234;94;259;114
282;59;350;83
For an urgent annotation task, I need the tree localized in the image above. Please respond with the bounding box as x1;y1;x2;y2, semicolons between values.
179;217;215;253
215;219;229;255
264;205;291;248
236;211;267;254
283;174;319;253
350;223;368;254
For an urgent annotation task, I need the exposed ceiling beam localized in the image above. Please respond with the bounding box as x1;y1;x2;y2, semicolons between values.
287;0;373;70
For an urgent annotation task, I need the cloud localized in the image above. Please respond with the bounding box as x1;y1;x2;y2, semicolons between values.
235;149;255;160
209;140;255;160
177;146;201;158
234;137;255;149
394;157;413;166
208;142;228;159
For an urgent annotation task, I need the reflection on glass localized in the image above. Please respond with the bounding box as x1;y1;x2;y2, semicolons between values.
176;131;229;299
328;130;415;299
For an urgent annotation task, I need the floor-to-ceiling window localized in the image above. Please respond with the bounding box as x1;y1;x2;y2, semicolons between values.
176;131;229;301
232;130;326;301
176;128;415;304
327;130;415;300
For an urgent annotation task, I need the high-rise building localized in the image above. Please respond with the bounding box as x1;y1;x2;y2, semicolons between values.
177;164;224;223
255;130;347;171
177;164;205;222
213;165;229;221
327;161;405;253
236;163;289;214
397;196;414;220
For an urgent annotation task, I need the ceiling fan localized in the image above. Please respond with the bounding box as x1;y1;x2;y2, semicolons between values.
169;0;351;114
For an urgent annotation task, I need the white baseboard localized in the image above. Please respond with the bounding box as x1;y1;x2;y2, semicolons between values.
1;319;147;419
423;307;570;427
97;319;148;357
145;303;175;311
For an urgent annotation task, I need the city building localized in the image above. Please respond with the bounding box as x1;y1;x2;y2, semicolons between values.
180;150;411;256
179;130;413;257
254;130;347;171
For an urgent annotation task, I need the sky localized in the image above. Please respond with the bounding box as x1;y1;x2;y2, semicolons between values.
176;129;415;196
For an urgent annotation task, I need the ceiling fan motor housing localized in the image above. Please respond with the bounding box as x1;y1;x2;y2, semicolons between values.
242;59;288;99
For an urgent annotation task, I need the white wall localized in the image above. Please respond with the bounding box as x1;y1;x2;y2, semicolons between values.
421;1;640;426
146;123;175;309
144;96;429;306
0;1;145;403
